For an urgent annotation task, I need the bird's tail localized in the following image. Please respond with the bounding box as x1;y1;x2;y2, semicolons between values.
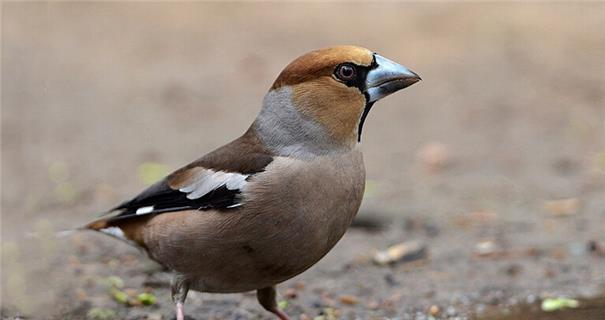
56;228;81;237
25;227;84;239
28;217;144;249
83;217;145;248
57;217;111;236
84;218;110;231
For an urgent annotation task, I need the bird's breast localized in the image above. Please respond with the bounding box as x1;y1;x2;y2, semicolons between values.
239;149;366;280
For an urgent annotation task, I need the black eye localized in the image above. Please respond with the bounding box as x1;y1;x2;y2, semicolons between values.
335;64;357;81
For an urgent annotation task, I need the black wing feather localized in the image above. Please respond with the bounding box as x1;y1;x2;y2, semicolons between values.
107;179;242;222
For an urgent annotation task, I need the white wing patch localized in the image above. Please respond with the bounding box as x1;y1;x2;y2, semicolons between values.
100;227;138;247
136;206;154;215
128;168;249;216
100;227;126;240
179;169;249;200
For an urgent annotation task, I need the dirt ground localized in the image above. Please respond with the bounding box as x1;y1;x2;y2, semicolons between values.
2;2;605;320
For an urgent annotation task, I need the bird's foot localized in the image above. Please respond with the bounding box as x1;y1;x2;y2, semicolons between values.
176;302;185;320
271;307;290;320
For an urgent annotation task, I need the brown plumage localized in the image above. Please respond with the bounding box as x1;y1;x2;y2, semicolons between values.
292;77;366;144
272;45;374;89
85;45;420;320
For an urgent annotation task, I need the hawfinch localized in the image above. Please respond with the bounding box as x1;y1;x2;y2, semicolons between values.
85;45;420;320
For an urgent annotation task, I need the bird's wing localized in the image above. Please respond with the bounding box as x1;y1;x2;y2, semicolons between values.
106;169;246;222
104;133;274;223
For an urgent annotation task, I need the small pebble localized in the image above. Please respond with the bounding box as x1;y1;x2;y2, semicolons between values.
285;288;298;299
474;240;498;257
374;241;427;265
415;311;427;320
505;264;522;276
588;240;605;256
384;273;399;287
339;295;358;305
446;305;457;316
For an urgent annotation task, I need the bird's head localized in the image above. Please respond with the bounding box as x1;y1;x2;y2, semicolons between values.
254;45;420;158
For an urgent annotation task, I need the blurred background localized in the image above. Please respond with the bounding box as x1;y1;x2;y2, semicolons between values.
2;2;604;319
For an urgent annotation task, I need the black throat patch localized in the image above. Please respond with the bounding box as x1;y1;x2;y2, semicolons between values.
356;56;379;142
357;101;375;142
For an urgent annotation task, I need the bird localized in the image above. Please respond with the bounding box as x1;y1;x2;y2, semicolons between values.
84;45;420;320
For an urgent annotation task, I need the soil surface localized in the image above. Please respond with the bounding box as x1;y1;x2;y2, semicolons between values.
2;3;605;320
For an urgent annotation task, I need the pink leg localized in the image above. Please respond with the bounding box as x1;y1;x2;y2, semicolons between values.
271;307;291;320
176;302;185;320
257;286;291;320
171;276;189;320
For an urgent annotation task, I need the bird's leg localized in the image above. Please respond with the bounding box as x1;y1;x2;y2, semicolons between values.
257;286;290;320
171;275;190;320
176;302;184;320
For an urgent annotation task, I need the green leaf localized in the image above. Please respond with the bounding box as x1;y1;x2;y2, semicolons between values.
86;307;116;320
111;289;129;304
541;298;579;312
278;300;288;310
137;292;157;305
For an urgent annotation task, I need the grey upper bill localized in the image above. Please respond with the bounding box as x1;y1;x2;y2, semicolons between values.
365;54;421;103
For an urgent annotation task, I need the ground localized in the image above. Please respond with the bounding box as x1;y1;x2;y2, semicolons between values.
2;2;605;320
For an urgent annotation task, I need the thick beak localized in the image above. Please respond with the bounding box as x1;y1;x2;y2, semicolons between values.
365;54;421;103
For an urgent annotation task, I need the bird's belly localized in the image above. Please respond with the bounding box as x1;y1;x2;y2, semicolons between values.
184;210;358;293
181;191;362;293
